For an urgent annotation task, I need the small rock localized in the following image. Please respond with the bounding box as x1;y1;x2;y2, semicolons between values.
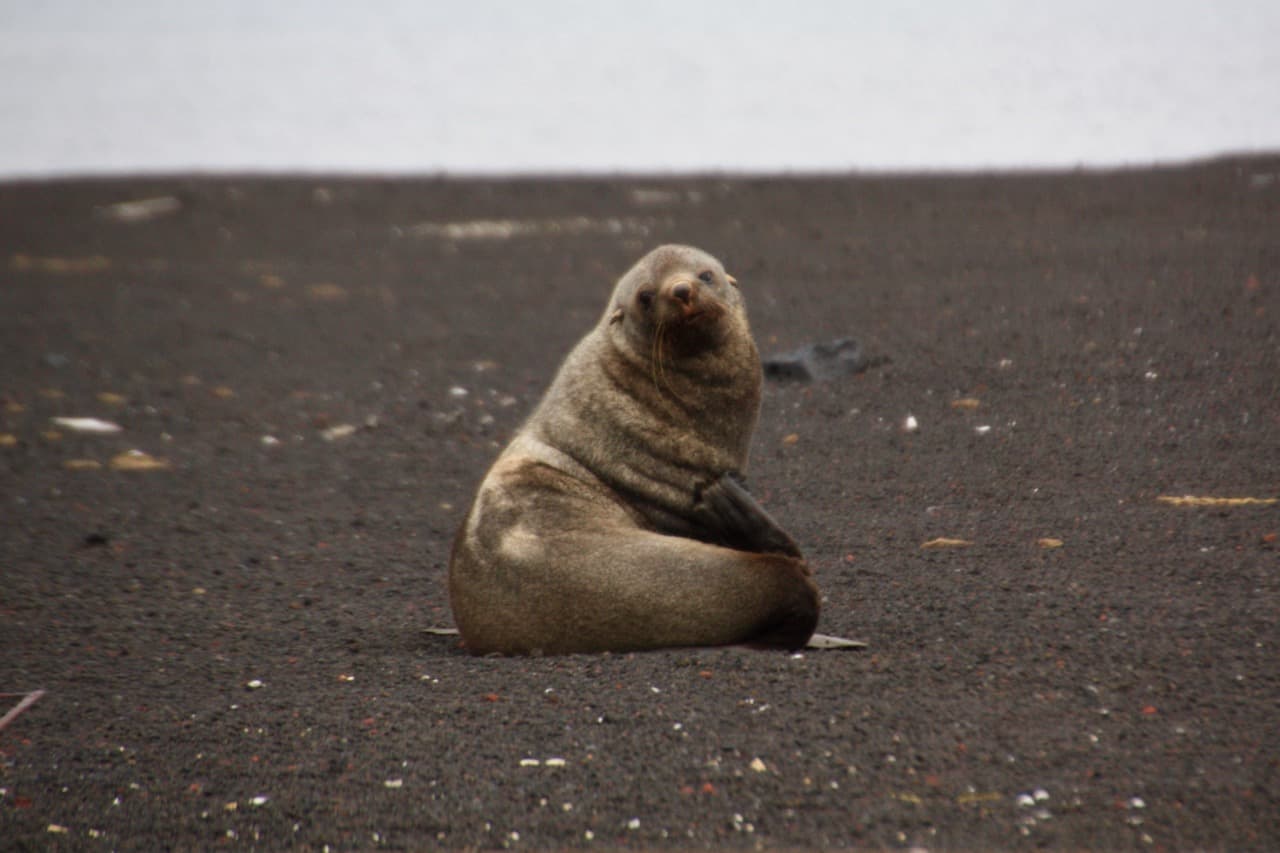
109;450;171;471
763;337;884;383
321;424;357;441
306;282;348;301
97;196;181;223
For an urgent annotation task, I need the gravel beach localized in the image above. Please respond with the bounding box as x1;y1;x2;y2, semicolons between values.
2;157;1278;849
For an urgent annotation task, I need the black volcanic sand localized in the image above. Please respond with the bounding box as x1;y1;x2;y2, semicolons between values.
2;159;1278;850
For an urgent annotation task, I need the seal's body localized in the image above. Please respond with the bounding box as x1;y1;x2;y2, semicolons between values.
448;245;819;654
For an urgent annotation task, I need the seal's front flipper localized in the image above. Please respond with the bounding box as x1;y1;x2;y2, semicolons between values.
805;633;867;650
696;474;804;558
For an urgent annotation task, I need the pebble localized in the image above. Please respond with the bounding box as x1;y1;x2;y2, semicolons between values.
321;424;357;441
97;195;181;223
109;450;171;471
762;337;880;382
306;282;349;301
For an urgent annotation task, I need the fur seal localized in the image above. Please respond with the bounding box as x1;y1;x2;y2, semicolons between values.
448;245;820;655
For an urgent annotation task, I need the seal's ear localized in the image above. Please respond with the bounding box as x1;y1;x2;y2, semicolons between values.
608;306;624;325
726;274;739;288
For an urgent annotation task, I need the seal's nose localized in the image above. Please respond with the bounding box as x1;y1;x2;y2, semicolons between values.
671;282;693;304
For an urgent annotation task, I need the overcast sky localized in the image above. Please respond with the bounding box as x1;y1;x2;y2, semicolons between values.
2;0;1277;175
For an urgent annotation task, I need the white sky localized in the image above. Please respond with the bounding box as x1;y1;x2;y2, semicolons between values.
2;0;1278;175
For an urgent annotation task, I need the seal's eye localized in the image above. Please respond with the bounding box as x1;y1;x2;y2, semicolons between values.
637;290;654;309
698;271;713;283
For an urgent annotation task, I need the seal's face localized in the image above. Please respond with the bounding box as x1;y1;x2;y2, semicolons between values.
609;245;745;357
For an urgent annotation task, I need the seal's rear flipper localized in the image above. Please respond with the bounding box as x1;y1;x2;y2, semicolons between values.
805;633;867;650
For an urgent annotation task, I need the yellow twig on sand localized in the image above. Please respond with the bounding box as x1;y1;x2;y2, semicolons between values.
921;537;975;549
1157;495;1278;507
0;689;47;731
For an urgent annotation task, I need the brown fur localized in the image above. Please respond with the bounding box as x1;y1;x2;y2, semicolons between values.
448;245;819;654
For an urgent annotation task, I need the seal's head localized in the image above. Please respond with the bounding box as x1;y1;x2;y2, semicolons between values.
606;245;746;357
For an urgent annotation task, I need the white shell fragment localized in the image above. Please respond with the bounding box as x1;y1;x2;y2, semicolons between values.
52;417;121;434
805;633;868;650
320;424;357;441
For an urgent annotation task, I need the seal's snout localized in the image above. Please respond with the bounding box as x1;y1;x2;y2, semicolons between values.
661;279;706;319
